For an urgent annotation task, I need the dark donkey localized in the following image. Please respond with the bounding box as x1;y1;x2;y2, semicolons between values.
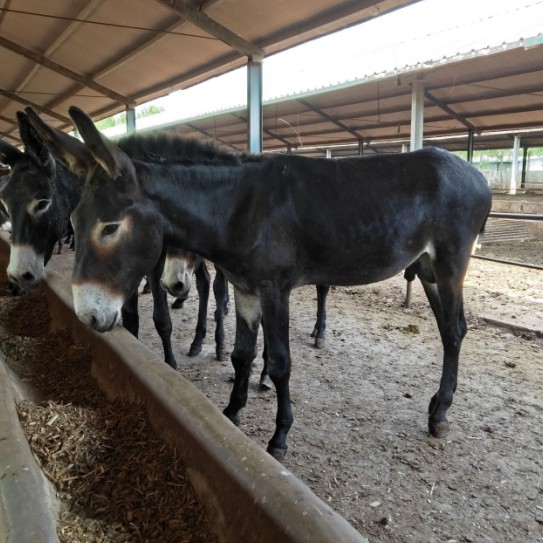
29;106;492;459
122;131;332;352
0;113;214;367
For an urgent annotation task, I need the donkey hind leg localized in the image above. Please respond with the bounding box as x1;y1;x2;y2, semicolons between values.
258;318;272;391
310;285;330;349
214;267;230;318
223;288;261;427
260;286;293;459
148;263;178;370
189;261;210;357
414;255;468;438
212;267;228;361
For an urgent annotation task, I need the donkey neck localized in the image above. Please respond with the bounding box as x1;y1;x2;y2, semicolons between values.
141;161;243;259
55;161;85;213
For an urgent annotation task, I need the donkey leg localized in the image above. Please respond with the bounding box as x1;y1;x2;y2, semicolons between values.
311;285;330;349
148;263;178;370
260;286;293;459
259;322;272;391
420;275;467;438
223;288;260;426
189;261;210;357
121;292;139;338
212;267;228;361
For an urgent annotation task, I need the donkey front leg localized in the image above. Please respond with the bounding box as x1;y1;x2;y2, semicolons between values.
260;286;293;459
223;289;260;426
121;292;139;338
212;267;228;361
189;260;211;357
148;262;178;370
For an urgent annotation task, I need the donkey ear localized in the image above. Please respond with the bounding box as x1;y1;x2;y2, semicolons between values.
17;111;55;175
69;106;133;180
24;107;95;177
0;139;23;167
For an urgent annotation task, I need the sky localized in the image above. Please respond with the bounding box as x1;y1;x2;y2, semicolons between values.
108;0;543;135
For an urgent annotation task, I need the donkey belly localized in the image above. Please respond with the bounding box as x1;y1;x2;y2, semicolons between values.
301;241;433;288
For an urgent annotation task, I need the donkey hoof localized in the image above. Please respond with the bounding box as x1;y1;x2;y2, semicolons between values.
259;376;272;391
216;348;227;361
429;419;450;438
266;444;288;461
224;411;240;426
188;343;202;357
167;359;179;371
314;337;325;349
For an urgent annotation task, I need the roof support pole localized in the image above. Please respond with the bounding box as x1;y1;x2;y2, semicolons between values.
126;107;136;133
406;79;425;309
521;146;528;189
409;79;424;151
358;139;364;155
326;149;332;158
247;57;263;154
467;129;475;163
509;135;520;195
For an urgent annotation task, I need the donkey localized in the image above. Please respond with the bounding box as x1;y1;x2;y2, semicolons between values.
0;113;182;366
119;130;331;353
28;106;492;459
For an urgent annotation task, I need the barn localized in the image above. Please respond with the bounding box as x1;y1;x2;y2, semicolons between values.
0;2;542;542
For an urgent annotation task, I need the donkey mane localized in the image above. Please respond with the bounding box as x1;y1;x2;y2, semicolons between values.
116;131;240;166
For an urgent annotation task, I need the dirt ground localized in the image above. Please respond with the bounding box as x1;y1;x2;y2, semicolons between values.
45;240;543;543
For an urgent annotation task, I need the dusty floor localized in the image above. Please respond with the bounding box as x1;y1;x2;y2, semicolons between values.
45;240;543;543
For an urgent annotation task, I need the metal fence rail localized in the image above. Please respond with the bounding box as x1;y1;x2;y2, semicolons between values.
472;211;543;271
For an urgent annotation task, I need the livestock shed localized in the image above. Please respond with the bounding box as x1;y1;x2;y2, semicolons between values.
131;34;543;159
0;2;542;543
1;1;543;159
0;0;420;146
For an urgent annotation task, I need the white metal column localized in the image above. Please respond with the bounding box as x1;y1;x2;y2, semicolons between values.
410;79;424;151
405;79;425;308
510;135;520;195
247;57;263;154
126;106;136;133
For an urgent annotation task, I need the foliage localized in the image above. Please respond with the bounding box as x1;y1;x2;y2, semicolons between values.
94;105;165;131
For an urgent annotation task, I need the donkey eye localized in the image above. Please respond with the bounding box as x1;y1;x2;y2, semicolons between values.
102;223;120;237
32;199;51;215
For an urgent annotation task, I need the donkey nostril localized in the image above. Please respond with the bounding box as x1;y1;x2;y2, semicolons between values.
173;281;185;292
89;314;98;329
22;271;35;283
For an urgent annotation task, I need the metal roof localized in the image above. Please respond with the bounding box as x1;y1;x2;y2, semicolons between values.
0;0;419;144
156;36;543;155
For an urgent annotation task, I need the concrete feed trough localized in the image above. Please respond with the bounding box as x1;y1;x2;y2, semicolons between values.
0;238;368;543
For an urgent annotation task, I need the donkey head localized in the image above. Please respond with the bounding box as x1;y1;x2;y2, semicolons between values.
0;112;62;290
26;106;165;332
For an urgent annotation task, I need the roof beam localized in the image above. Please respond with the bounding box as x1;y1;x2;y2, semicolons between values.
156;0;264;59
258;0;421;53
184;122;243;151
232;113;294;147
0;130;21;144
0;114;17;128
297;98;366;140
424;90;475;131
0;35;134;106
0;88;72;124
13;0;103;99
